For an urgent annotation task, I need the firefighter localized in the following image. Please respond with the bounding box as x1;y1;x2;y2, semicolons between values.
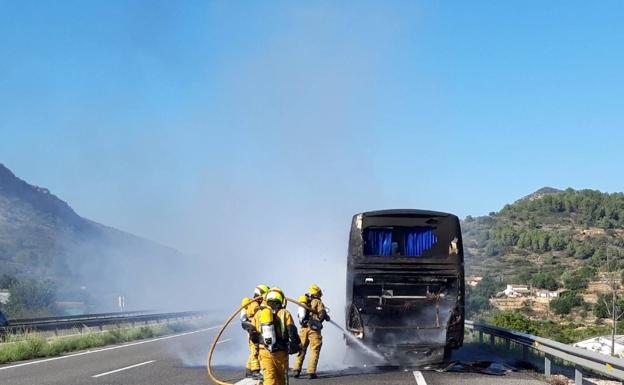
252;288;301;385
292;284;329;379
241;284;270;377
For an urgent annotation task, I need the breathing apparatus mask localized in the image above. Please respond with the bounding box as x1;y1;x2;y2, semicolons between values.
268;300;281;311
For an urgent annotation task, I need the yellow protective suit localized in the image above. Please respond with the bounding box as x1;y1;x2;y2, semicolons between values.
244;299;261;372
259;349;288;385
293;327;322;374
247;339;260;372
293;297;325;375
253;307;297;385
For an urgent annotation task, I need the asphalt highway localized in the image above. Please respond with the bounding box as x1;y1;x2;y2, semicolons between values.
0;325;547;385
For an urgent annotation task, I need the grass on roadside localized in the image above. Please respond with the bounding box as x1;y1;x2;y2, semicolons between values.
0;321;198;364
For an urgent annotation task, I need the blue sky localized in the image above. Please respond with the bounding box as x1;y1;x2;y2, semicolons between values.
2;1;624;253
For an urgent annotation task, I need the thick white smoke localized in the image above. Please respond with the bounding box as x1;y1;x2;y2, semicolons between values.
166;178;367;370
155;4;393;370
66;3;408;371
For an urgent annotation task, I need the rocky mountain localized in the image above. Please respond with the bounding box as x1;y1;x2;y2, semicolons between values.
0;164;185;310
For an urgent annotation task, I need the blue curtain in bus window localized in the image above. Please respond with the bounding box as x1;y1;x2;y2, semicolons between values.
365;229;392;256
405;228;438;257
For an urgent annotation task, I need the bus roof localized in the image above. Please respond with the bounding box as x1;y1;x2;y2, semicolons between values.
356;209;453;218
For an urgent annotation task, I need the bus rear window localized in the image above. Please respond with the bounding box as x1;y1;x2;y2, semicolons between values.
363;227;438;257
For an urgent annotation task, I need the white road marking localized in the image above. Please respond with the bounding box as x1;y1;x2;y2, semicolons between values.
413;370;427;385
92;360;155;378
0;326;220;371
217;338;232;345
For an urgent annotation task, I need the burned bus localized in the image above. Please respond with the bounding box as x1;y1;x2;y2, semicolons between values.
345;209;464;365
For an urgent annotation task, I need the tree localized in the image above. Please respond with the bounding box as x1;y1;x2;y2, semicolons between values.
573;243;595;260
476;231;490;248
562;271;589;290
3;278;56;318
466;276;504;318
489;311;538;334
550;292;583;315
550;234;569;251
484;242;504;257
594;294;624;319
492;225;519;247
532;272;560;291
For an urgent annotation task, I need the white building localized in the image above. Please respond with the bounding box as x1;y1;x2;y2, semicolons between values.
535;289;563;298
0;290;10;305
502;284;530;298
573;336;624;359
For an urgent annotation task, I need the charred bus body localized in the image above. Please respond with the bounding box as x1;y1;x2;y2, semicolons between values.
345;210;464;365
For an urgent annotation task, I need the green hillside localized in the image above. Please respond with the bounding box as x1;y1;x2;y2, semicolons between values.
464;187;624;280
463;187;624;341
0;164;184;316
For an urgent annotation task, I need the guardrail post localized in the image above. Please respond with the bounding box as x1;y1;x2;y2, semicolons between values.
574;367;582;385
544;355;551;377
489;334;495;346
479;331;484;344
505;339;511;350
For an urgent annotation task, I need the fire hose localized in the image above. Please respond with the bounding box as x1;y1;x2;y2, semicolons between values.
206;296;318;385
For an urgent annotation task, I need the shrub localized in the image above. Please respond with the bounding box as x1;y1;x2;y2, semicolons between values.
550;292;583;315
488;311;538;334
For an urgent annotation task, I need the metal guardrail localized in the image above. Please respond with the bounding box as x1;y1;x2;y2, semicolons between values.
466;320;624;384
0;310;209;338
9;310;154;325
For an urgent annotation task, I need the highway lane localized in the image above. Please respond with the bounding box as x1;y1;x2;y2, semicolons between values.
254;369;546;385
0;326;230;385
0;325;546;385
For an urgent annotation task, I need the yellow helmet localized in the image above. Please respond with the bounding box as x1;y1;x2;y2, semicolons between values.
267;287;286;307
254;284;270;298
266;289;285;308
309;284;322;297
298;295;308;304
241;297;251;307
